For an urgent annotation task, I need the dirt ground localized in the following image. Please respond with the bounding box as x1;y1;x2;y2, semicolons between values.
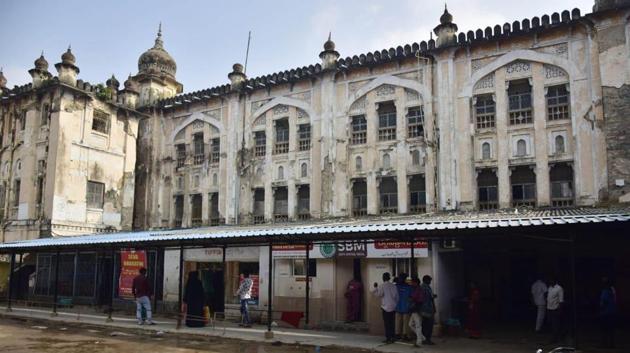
0;318;366;353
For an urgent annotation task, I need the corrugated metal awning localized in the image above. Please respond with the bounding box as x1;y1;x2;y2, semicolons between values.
0;207;628;252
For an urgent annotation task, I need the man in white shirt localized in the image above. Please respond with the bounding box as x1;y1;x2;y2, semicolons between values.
546;277;564;343
531;278;548;332
372;272;399;344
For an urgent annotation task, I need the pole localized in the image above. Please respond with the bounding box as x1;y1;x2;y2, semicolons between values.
107;248;115;322
177;244;184;329
410;237;416;278
6;251;15;312
305;242;310;328
222;245;226;315
571;234;578;349
17;252;23;303
152;248;159;314
267;242;273;333
51;250;60;316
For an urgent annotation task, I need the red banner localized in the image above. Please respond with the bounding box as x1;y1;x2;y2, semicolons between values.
119;250;147;298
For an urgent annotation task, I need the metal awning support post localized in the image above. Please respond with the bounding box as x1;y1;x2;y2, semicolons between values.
106;248;115;322
51;249;60;316
222;244;226;315
176;244;184;329
6;251;15;312
304;241;310;329
265;241;274;338
410;237;416;278
571;234;578;350
152;248;159;314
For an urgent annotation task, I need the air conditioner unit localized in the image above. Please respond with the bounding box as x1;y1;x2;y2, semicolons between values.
442;239;459;249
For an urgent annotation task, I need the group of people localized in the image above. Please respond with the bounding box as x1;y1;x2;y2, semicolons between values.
371;272;437;346
531;275;618;347
132;267;254;328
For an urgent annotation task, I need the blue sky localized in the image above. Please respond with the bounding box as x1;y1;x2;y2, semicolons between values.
0;0;592;93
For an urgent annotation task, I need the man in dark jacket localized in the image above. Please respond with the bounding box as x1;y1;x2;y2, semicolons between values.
132;268;154;325
420;275;436;345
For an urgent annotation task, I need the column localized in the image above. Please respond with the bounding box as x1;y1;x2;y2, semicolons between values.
176;244;184;329
394;97;408;214
494;70;511;208
201;192;209;225
368;175;378;215
532;65;550;206
287;180;296;220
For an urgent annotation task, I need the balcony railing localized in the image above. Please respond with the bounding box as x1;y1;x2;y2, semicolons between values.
298;139;311;151
378;127;396;141
254;145;266;157
551;198;574;208
193;154;204;165
191;217;203;227
252;215;265;224
274;142;289;154
512;200;535;208
210;152;220;164
351;131;367;145
273;214;289;223
409;204;426;214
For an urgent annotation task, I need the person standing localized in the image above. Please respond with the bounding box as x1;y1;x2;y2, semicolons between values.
420;275;436;345
345;275;363;322
236;270;254;327
531;277;548;333
182;271;206;327
371;272;399;344
465;281;481;338
599;276;617;348
395;273;412;340
132;267;155;325
546;276;564;344
408;277;424;347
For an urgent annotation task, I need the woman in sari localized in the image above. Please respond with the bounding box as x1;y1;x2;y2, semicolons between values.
183;271;206;327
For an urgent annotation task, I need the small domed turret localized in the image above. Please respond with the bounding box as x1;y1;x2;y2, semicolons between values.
433;4;458;48
61;47;76;65
319;32;340;71
106;74;120;90
123;74;139;93
228;63;247;90
137;23;177;79
34;53;49;71
55;46;80;86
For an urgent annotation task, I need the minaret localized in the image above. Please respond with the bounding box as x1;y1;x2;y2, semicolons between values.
319;33;340;71
55;46;80;86
29;52;53;88
228;63;247;91
433;4;458;48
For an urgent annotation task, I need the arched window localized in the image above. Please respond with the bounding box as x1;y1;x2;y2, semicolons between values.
411;150;421;165
212;173;218;186
382;153;391;169
301;163;308;178
278;166;284;180
355;156;363;171
555;135;565;154
482;142;491;160
516;139;527;157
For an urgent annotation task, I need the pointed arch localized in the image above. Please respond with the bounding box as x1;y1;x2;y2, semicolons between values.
250;96;317;124
459;49;581;98
169;111;224;142
345;75;431;113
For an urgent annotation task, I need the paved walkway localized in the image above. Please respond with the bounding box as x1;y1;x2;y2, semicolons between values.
0;305;558;353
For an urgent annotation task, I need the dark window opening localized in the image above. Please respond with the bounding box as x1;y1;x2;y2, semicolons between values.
378;102;397;141
409;174;426;213
511;165;536;207
352;179;367;217
508;80;532;125
351;115;367;145
379;177;398;214
477;169;498;210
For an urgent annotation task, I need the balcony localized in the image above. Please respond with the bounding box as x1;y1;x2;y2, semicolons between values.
254;145;266;157
351;131;367;145
378;127;396;141
193;154;204;165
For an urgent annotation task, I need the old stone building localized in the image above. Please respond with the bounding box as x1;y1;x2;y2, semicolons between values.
0;49;142;242
1;0;629;335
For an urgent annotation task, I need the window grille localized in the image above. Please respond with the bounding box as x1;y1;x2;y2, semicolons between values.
409;174;426;213
352;179;367;216
378;103;397;141
547;85;570;121
351;115;367;145
274;119;289;155
193;133;204;165
550;164;574;207
210;138;220;164
92;110;110;134
379;177;398;214
298;124;311;151
254;131;266;157
86;181;104;209
475;95;495;129
478;169;498;210
297;186;310;220
407;106;424;138
176;144;186;167
508;81;532;125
